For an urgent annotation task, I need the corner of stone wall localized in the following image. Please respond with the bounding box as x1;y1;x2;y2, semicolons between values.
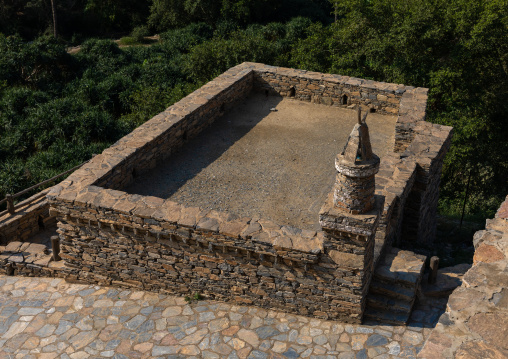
399;117;453;245
418;195;508;358
0;188;55;245
394;87;429;153
319;192;384;322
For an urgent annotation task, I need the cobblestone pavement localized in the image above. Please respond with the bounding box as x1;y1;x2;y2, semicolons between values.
0;275;446;359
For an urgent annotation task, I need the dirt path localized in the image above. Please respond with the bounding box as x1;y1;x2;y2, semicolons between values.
66;35;160;54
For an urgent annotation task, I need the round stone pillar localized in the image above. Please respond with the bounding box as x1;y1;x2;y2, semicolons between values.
333;109;380;214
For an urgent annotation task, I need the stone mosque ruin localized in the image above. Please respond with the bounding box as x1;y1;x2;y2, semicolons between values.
1;62;455;326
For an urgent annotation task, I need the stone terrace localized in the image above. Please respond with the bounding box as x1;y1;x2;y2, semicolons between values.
124;92;397;231
0;274;447;359
0;62;453;324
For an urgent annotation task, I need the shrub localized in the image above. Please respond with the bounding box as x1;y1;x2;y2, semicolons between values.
131;26;150;43
160;22;213;54
119;37;138;46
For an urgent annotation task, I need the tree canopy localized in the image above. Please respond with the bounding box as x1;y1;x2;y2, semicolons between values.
0;0;506;220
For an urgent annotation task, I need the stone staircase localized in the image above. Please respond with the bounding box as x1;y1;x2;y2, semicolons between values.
0;226;59;276
364;247;426;325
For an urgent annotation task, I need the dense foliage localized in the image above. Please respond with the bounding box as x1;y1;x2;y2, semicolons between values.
0;0;330;40
289;0;508;217
0;0;506;221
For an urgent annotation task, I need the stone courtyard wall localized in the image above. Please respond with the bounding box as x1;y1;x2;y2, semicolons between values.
418;195;508;358
399;122;453;245
0;188;56;246
38;62;452;322
93;66;254;191
49;187;373;322
252;65;404;115
246;63;452;246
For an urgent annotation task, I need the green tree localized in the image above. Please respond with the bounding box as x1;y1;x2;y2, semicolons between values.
291;0;508;216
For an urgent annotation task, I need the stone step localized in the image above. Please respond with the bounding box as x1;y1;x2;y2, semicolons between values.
374;247;426;288
369;279;415;302
366;293;412;314
0;241;53;267
363;307;410;325
364;246;426;325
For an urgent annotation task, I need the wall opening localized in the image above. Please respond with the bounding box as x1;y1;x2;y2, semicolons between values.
370;108;376;113
220;103;225;113
182;131;188;141
38;215;45;230
341;94;348;105
289;87;295;97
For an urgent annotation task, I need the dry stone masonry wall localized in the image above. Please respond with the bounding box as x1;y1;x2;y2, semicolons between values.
399;121;453;245
0;62;453;323
252;65;404;116
249;63;451;247
93;66;254;191
418;195;508;358
0;189;56;246
50;189;373;322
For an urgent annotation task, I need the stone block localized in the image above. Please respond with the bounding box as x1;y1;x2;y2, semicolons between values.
329;250;364;269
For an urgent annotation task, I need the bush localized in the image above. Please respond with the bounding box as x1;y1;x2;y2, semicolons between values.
119;37;138;46
0;35;75;91
160;22;213;54
131;26;150;43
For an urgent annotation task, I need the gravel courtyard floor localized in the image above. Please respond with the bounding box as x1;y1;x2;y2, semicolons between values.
124;93;397;231
0;275;446;359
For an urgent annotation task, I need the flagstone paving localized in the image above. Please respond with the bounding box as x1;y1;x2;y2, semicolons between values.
0;275;446;359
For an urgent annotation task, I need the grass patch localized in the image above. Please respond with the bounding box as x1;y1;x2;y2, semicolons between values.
118;37;140;46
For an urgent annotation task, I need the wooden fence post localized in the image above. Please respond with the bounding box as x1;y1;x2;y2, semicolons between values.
428;256;439;284
6;194;15;215
51;236;61;261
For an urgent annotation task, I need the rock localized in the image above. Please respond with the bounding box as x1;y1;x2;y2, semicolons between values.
467;312;508;350
455;340;508;359
473;245;505;264
416;331;453;359
237;329;259;347
68;330;99;349
447;287;485;313
255;326;279;339
365;334;388;347
180;328;208;345
152;346;179;356
208;318;229;333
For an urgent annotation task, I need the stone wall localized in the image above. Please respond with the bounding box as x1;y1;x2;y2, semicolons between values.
418;195;508;358
251;65;405;116
49;187;373;322
393;88;429;153
373;155;418;264
0;188;56;246
399;122;453;245
247;63;452;246
93;66;254;191
42;62;453;322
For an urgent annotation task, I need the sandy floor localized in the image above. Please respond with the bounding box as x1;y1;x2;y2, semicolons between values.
124;93;397;230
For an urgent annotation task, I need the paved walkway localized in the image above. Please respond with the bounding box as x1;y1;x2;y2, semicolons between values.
0;275;446;359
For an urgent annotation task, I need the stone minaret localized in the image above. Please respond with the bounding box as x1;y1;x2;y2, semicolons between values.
333;108;380;214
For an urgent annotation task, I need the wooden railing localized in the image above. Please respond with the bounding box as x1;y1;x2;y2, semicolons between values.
0;161;88;218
